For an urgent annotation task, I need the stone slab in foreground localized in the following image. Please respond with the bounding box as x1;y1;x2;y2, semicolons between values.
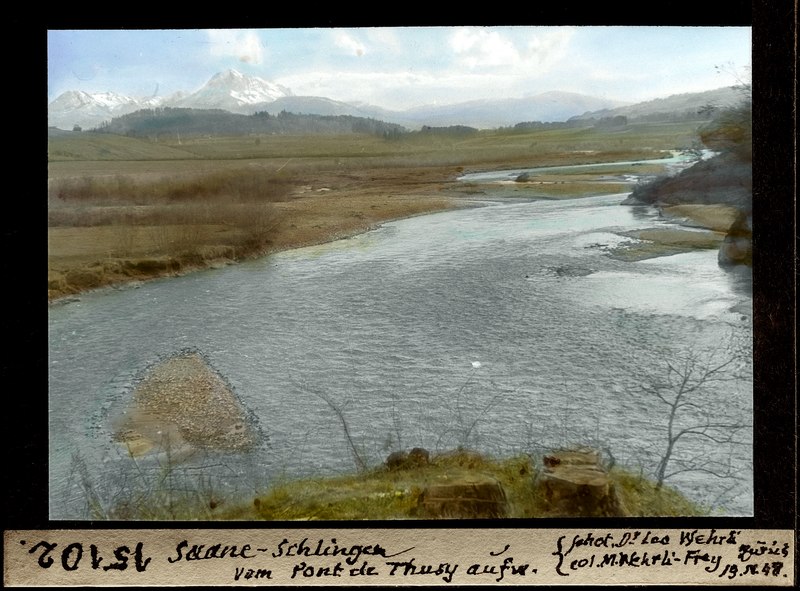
537;447;627;517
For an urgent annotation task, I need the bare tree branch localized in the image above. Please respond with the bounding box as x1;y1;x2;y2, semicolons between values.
627;335;752;492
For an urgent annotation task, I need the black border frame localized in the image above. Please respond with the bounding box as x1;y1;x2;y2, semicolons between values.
7;0;796;561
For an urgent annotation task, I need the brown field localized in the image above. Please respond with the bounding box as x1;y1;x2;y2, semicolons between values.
47;163;468;300
48;122;708;301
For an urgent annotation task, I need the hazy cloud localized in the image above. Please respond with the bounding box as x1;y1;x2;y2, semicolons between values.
450;28;519;68
276;68;537;110
522;28;574;68
207;30;264;64
449;27;575;73
334;32;366;57
364;28;402;52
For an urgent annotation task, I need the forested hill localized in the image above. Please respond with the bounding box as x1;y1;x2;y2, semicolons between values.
92;107;407;139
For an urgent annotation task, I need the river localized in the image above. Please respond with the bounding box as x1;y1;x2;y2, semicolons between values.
48;156;753;519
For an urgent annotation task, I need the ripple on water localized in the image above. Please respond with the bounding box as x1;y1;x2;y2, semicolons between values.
48;194;753;518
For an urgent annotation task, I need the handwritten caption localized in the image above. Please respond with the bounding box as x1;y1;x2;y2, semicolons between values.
551;529;791;581
5;529;794;586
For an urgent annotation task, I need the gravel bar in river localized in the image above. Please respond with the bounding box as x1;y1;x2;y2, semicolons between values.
112;351;259;459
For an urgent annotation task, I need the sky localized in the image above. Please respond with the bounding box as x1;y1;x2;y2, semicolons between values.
47;27;752;110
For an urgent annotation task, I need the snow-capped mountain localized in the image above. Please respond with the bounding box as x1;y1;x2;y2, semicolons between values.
174;69;293;111
48;69;292;130
47;90;181;131
49;68;735;132
48;68;628;131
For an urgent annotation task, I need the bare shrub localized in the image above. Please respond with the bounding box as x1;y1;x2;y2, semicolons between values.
110;213;139;256
624;331;752;491
49;169;297;205
229;203;282;249
146;225;176;253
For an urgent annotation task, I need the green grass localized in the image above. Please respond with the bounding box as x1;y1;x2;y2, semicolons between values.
610;468;709;517
201;450;705;521
48;129;200;161
48;120;707;167
69;439;709;521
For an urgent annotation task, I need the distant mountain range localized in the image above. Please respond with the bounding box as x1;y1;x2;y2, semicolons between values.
567;86;747;123
48;68;744;131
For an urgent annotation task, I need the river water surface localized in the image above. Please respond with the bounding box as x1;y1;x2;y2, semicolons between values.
48;158;753;519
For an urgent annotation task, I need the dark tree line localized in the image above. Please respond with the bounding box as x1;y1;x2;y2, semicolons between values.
92;107;408;139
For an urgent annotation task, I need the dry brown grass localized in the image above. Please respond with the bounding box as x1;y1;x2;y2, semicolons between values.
608;227;725;262
661;204;740;232
47;122;707;301
47;163;467;300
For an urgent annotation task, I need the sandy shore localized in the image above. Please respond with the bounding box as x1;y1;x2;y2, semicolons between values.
606;203;737;261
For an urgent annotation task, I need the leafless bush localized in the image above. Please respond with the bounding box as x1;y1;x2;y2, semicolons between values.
49;168;297;206
625;331;752;490
111;219;138;256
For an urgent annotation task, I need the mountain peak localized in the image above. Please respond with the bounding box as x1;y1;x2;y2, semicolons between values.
188;70;293;107
210;68;246;82
48;69;737;132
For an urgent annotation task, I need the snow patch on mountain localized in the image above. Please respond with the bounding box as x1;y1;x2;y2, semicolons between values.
48;69;293;130
48;68;739;132
177;69;293;110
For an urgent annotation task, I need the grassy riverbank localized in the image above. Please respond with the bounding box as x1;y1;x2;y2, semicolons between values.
86;447;705;521
229;451;705;520
48;121;708;301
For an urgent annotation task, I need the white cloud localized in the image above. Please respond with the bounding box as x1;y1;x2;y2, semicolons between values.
276;68;537;110
522;28;575;68
365;28;402;52
206;30;264;64
449;27;575;73
334;32;366;57
450;28;519;68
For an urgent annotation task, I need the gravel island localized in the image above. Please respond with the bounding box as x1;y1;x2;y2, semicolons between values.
112;351;258;459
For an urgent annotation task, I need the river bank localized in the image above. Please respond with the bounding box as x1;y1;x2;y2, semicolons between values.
49;172;753;519
48;165;469;302
48;161;733;304
606;204;738;262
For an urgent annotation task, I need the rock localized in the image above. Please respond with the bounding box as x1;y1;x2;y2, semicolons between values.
718;209;752;267
408;447;430;467
385;451;409;470
515;172;532;182
537;447;627;517
620;194;649;205
551;265;594;277
625;152;752;210
417;476;508;518
386;447;430;470
543;455;561;468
